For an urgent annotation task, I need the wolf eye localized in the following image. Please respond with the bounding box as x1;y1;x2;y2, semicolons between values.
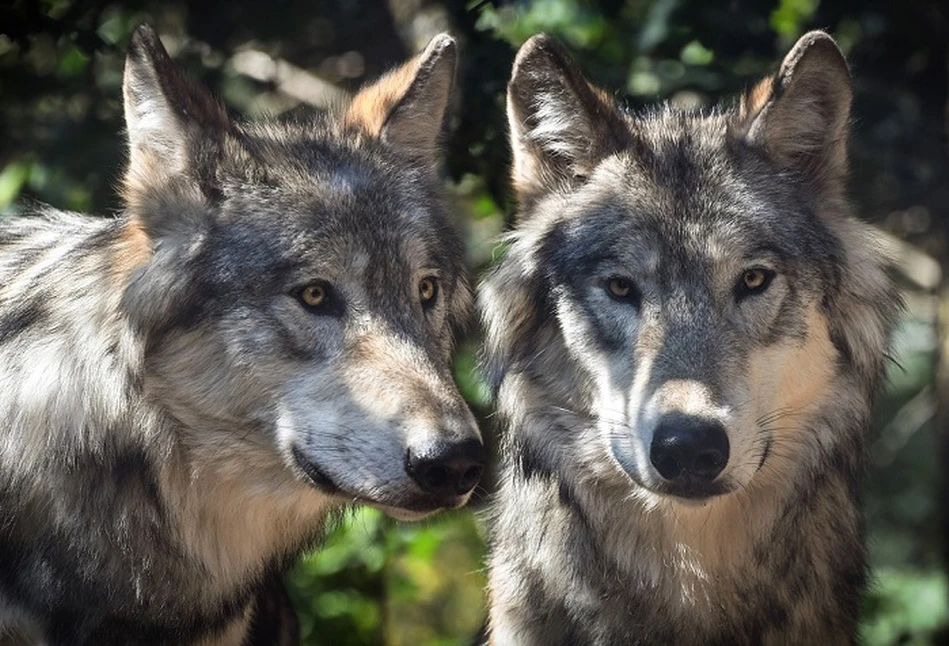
607;277;635;301
737;268;775;299
419;277;438;306
296;282;330;311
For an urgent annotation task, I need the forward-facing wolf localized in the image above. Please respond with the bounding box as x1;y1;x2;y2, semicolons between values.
0;25;484;645
482;31;901;644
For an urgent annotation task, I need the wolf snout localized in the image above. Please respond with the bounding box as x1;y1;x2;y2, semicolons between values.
650;414;729;487
405;438;485;499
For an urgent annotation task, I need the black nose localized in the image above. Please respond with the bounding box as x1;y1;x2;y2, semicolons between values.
406;438;485;498
649;415;729;484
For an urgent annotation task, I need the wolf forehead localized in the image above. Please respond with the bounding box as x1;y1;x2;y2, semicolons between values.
531;108;846;287
224;122;452;221
138;122;465;273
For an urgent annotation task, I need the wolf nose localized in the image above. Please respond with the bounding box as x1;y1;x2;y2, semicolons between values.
649;415;729;483
406;438;485;498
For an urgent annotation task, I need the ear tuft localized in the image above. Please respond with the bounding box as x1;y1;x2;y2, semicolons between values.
506;34;628;206
736;30;852;190
343;33;457;164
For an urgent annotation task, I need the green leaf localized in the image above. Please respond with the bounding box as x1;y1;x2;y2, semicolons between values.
57;45;90;78
680;40;714;66
0;162;30;210
770;0;821;41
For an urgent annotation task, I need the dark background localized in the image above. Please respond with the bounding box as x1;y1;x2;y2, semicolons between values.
1;0;947;643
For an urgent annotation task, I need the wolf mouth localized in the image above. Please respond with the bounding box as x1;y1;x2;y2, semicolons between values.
610;439;731;502
291;445;341;494
290;445;454;515
655;480;732;501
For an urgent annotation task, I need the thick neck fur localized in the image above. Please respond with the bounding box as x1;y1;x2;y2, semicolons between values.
0;212;331;640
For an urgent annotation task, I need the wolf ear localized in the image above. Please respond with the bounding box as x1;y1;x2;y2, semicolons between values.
737;31;852;191
507;34;628;206
343;34;456;164
122;24;230;217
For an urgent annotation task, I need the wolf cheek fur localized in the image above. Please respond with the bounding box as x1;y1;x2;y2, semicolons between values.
483;32;901;644
0;25;483;645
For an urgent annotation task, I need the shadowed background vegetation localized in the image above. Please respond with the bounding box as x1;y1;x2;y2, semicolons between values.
1;0;947;643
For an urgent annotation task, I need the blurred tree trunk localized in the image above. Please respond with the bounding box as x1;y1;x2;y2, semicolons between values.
942;49;949;580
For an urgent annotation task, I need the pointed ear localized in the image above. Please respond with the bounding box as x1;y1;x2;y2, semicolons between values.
343;33;456;164
122;24;230;212
736;31;852;191
506;34;629;205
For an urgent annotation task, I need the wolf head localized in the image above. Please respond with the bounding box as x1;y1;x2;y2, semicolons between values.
118;26;482;518
483;33;899;505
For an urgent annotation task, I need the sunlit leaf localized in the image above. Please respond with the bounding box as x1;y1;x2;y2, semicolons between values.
0;162;30;210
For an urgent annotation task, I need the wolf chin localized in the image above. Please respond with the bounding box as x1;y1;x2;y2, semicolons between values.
483;32;901;644
0;25;484;645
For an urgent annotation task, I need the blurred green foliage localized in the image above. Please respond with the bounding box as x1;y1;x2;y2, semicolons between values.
286;508;486;645
1;0;947;643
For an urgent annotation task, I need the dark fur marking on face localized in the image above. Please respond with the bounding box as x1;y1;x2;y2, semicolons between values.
540;221;612;284
758;285;807;346
557;479;575;508
109;450;166;517
0;298;45;345
828;325;855;369
514;438;554;482
538;220;636;352
485;277;553;395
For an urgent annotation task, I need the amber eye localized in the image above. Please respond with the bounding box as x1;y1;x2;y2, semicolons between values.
299;283;327;308
419;277;438;305
743;269;767;290
608;277;632;299
737;268;775;299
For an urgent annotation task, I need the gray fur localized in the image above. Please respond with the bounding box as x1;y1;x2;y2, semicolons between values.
0;24;481;645
483;32;901;644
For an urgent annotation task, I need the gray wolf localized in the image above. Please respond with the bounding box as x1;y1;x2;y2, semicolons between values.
0;24;483;645
482;31;901;644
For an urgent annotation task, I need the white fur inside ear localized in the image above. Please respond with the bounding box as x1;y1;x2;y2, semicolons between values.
123;60;188;173
508;84;594;199
527;90;590;158
506;36;626;201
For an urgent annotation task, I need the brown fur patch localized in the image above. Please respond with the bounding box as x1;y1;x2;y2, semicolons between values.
109;219;152;287
759;307;837;422
121;149;162;211
346;330;456;424
739;75;775;122
343;59;422;137
745;306;838;489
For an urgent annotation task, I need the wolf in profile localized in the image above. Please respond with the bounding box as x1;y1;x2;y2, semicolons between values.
482;31;901;644
0;25;483;645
